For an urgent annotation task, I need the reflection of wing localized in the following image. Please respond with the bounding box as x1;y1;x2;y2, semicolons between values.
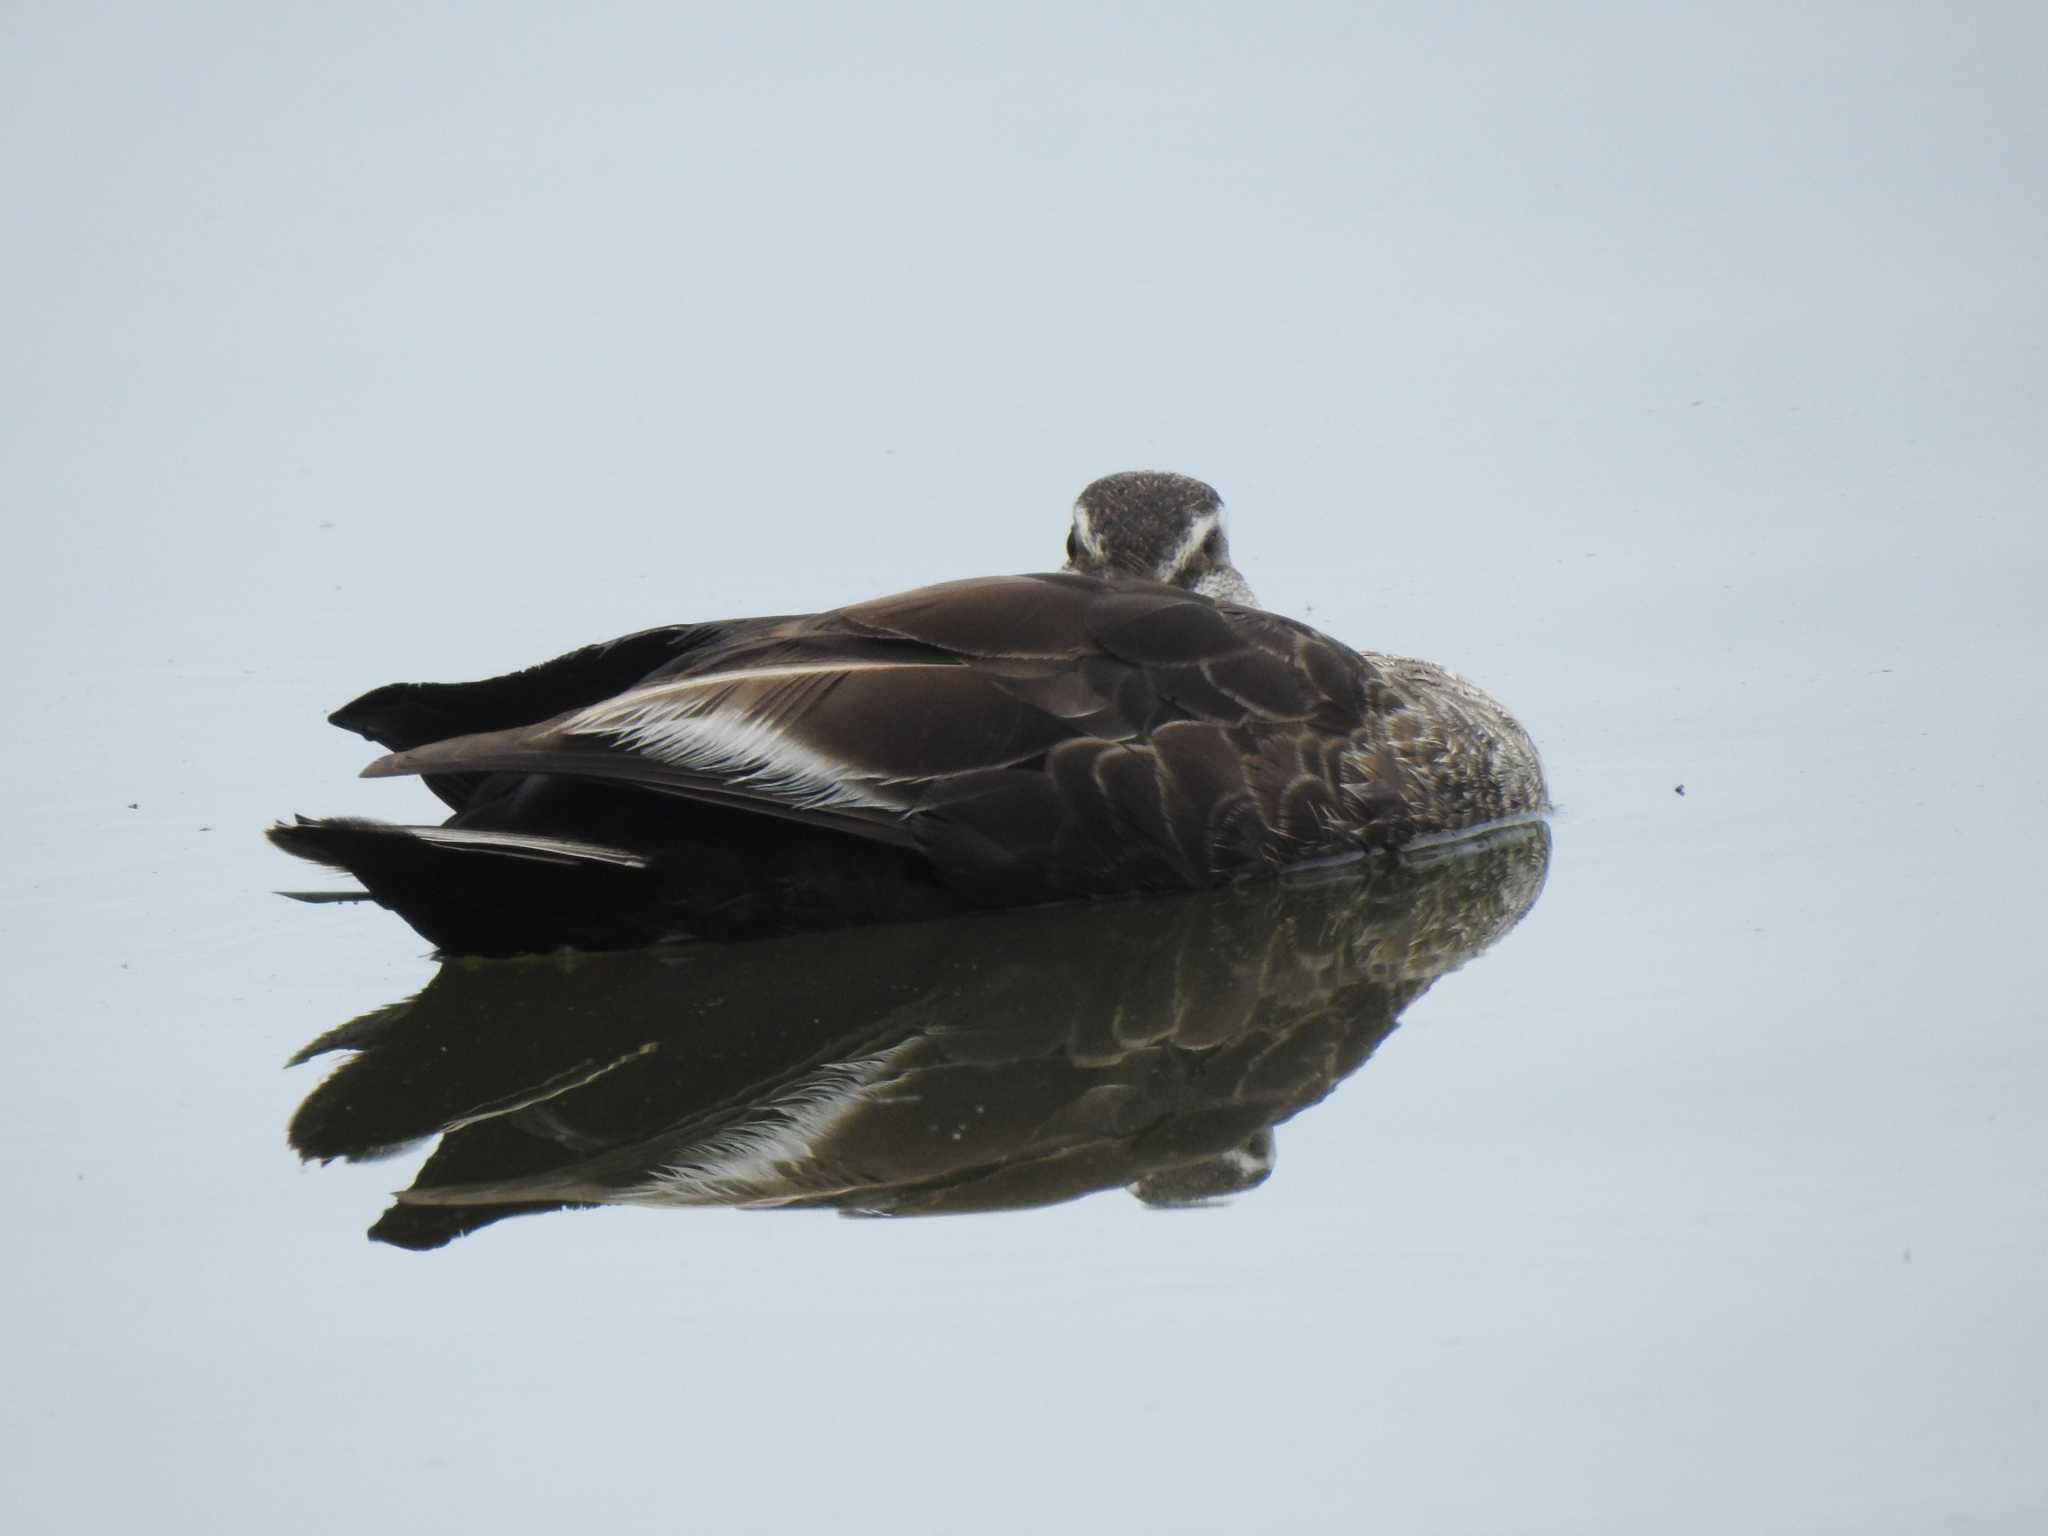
285;822;1550;1248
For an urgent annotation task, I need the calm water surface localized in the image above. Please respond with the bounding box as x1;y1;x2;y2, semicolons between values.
7;6;2044;1533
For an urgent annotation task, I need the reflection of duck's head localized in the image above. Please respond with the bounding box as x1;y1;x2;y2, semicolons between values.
1129;1130;1276;1208
1063;471;1258;605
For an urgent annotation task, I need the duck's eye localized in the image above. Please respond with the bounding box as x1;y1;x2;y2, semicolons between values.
1066;529;1083;562
1201;530;1224;561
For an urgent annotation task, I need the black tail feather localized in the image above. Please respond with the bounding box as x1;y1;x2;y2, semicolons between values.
326;623;750;753
327;625;753;812
266;817;670;956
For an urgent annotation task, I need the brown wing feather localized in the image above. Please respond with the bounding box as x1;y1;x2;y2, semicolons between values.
358;574;1390;886
839;573;1105;658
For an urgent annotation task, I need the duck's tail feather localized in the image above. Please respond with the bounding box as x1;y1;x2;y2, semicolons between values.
328;622;775;812
266;816;669;955
268;816;651;871
326;624;749;751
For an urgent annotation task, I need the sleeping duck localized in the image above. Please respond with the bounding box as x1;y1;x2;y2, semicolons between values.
271;472;1546;955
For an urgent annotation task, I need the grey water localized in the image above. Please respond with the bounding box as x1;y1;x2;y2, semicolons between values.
5;4;2044;1533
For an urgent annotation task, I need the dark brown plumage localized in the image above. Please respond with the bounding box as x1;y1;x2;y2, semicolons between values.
271;473;1546;954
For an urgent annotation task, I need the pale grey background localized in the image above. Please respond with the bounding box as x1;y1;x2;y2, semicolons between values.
4;3;2043;1533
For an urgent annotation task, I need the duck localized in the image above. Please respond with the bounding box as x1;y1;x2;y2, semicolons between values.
270;471;1546;955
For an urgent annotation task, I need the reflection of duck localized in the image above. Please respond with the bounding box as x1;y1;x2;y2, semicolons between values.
270;472;1546;955
288;822;1550;1248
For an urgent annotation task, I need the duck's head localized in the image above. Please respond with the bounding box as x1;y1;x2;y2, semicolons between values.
1063;471;1259;605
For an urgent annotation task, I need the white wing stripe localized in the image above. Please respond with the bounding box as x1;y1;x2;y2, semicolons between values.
409;827;650;868
564;693;899;811
602;659;945;703
618;1045;911;1207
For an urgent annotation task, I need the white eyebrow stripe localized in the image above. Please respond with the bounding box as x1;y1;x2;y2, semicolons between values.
1071;502;1106;560
1165;509;1223;578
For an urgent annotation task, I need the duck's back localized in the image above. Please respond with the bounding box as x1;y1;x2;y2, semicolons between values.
273;574;1545;953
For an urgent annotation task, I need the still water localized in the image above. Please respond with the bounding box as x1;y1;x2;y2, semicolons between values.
7;5;2045;1533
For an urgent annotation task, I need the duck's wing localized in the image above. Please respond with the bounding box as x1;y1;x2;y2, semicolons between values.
352;578;1099;847
329;618;794;811
354;574;1382;871
846;579;1385;886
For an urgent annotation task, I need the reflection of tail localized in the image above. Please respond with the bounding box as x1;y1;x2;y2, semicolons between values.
266;816;663;955
1129;1129;1276;1207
